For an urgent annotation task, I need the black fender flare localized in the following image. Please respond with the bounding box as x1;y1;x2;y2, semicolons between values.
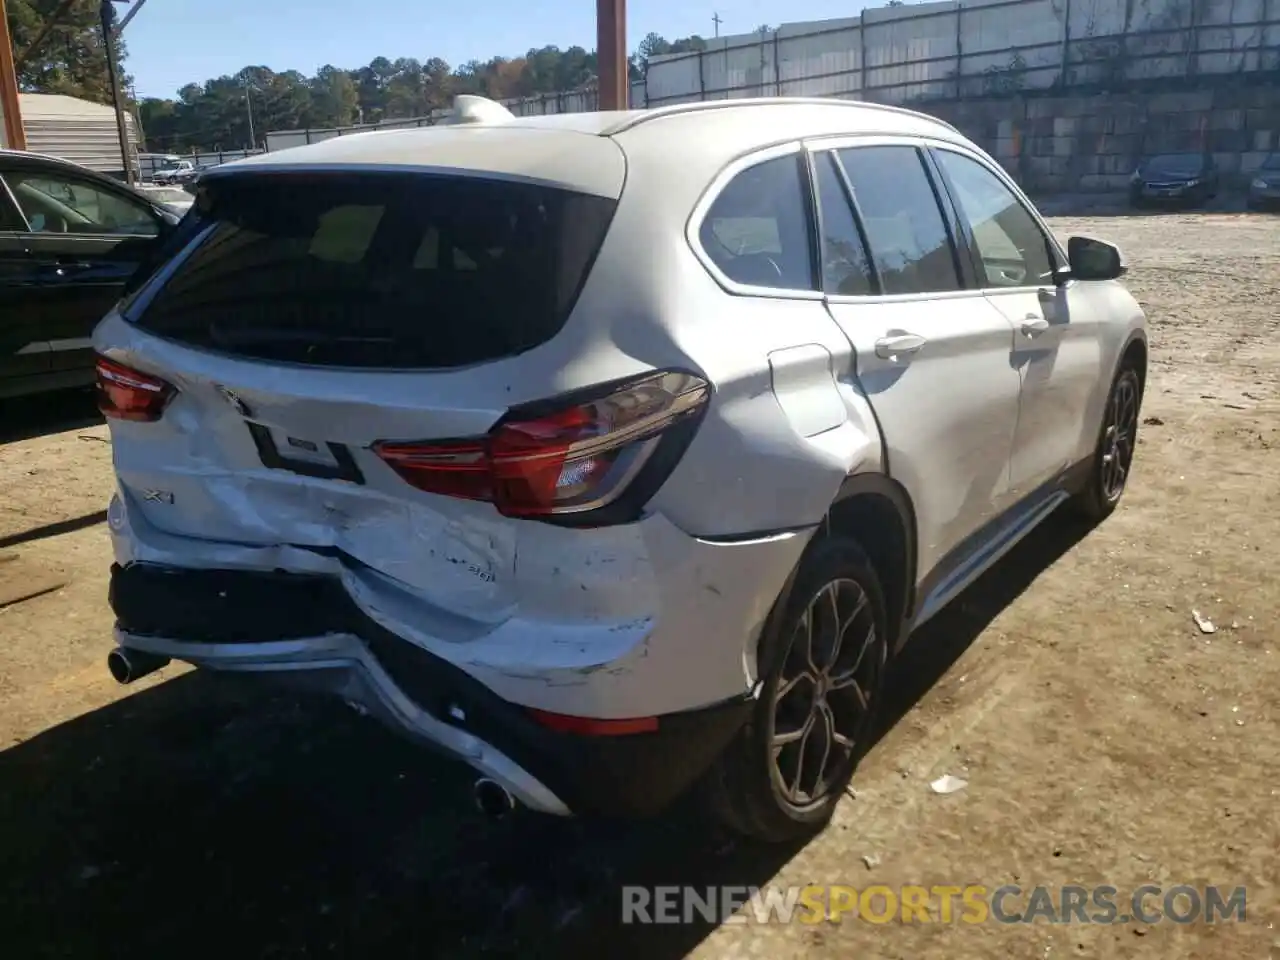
756;472;919;681
1114;329;1149;391
829;472;920;632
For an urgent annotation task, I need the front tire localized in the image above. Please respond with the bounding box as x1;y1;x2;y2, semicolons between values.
1072;365;1141;522
702;535;889;843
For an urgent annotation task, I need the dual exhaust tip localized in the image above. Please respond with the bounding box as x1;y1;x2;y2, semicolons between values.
108;648;521;821
473;778;517;820
106;647;170;685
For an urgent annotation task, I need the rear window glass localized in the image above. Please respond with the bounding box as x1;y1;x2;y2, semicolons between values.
130;172;617;368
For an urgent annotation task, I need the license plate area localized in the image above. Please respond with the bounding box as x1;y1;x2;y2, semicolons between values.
245;421;365;484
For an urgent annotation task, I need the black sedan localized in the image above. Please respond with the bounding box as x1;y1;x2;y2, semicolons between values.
1247;153;1280;211
1;150;182;400
1128;152;1219;209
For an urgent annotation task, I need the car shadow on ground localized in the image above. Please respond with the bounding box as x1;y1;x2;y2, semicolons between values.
0;513;1091;959
0;389;102;445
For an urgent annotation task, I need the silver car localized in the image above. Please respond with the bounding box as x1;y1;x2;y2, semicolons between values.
94;97;1147;842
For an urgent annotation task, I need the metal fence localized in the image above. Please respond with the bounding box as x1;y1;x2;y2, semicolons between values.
640;0;1280;106
265;0;1280;150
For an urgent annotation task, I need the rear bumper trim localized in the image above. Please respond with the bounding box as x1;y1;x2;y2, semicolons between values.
113;625;574;816
109;562;754;819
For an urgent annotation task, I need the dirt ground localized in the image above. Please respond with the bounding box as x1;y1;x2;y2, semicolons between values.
1;211;1277;959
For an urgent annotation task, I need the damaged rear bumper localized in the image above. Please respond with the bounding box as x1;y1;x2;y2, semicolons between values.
109;562;754;818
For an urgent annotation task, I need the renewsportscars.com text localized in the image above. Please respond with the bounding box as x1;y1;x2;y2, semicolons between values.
621;884;1247;925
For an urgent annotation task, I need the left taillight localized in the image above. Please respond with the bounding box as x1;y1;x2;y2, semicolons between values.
95;355;176;422
373;369;711;527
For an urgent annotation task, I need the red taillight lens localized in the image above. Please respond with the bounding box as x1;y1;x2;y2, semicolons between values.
95;355;176;422
373;370;709;523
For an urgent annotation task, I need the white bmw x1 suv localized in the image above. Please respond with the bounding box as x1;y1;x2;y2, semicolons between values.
96;96;1146;842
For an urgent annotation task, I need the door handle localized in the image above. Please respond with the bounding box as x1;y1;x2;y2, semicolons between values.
1020;315;1050;337
39;260;92;275
874;332;927;360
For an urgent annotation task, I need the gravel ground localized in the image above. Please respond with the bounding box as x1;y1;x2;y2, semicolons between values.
1;211;1277;959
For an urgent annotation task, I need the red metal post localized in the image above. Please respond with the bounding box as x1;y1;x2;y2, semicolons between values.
596;0;627;110
0;0;27;149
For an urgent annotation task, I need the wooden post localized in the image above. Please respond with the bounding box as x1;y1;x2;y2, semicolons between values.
596;0;628;110
0;0;27;149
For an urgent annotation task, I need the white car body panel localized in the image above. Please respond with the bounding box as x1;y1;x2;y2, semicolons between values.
94;97;1147;817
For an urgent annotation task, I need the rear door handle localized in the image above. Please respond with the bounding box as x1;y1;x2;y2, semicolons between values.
39;260;93;276
1020;315;1050;337
874;332;927;360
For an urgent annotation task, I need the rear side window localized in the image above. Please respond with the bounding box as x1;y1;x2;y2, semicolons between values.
699;155;816;292
836;146;962;296
131;173;617;368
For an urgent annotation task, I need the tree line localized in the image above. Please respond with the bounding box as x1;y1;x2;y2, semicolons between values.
5;1;712;153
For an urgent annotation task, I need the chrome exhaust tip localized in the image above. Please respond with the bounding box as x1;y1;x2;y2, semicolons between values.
473;777;517;820
107;647;170;685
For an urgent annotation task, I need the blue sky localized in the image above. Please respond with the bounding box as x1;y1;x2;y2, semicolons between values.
123;0;871;98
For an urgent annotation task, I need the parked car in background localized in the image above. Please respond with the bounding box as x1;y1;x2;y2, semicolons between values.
137;152;184;181
1128;152;1218;208
152;160;197;185
1247;153;1280;211
96;96;1146;843
1;149;181;399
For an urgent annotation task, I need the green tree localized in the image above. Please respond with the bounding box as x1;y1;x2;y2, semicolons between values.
310;64;360;127
57;32;697;152
6;0;131;103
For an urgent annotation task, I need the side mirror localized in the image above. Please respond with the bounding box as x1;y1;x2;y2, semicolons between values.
1066;235;1126;282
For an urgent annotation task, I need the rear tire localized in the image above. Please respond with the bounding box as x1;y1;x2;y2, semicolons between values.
1071;365;1141;522
702;534;889;843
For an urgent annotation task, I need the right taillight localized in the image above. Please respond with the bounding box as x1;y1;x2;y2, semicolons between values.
95;355;176;422
373;370;710;526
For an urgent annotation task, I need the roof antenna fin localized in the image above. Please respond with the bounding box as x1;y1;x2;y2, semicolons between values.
449;95;515;125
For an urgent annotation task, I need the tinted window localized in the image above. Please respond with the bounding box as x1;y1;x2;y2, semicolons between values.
132;173;617;369
700;155;815;291
1261;153;1280;171
5;170;159;236
814;152;873;296
837;147;961;296
0;181;25;231
934;150;1055;289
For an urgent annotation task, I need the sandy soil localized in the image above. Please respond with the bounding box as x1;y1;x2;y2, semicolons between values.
0;212;1276;959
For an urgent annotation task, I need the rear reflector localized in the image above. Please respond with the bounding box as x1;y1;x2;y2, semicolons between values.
527;708;659;736
95;355;176;422
373;370;709;523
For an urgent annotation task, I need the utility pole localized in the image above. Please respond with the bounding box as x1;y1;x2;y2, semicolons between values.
243;80;256;150
596;0;627;110
99;1;136;182
0;0;26;149
115;0;150;34
712;12;723;38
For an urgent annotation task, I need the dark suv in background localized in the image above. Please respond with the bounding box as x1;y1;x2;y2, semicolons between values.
1247;153;1280;211
1128;152;1218;209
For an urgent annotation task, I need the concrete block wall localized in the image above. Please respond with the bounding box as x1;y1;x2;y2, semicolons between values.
922;85;1280;194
